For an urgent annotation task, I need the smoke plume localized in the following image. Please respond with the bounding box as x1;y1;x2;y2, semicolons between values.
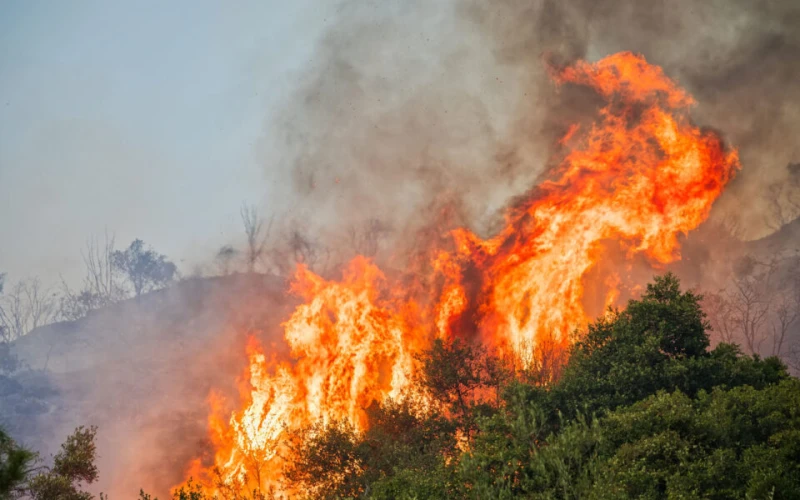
263;0;800;247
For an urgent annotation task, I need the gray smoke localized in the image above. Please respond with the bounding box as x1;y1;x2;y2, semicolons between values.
262;0;800;248
11;2;799;497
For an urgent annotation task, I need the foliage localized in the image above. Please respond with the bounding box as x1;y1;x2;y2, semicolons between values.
417;337;508;437
460;397;601;499
590;380;800;499
460;380;800;499
144;480;227;500
4;273;797;499
284;422;362;499
112;239;177;297
0;427;35;498
59;232;128;321
57;235;179;321
57;287;107;322
280;273;797;499
285;399;457;500
24;426;98;500
541;273;786;429
51;426;99;485
0;426;98;500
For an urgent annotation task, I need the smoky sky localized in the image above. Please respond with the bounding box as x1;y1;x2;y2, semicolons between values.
3;1;797;286
266;0;800;251
6;3;799;496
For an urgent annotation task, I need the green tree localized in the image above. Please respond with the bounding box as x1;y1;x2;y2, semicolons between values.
25;426;99;500
285;400;456;500
271;274;796;499
461;380;800;499
590;379;800;499
453;274;791;499
0;426;99;500
417;337;508;438
146;480;223;500
547;273;785;426
0;427;35;498
112;240;177;297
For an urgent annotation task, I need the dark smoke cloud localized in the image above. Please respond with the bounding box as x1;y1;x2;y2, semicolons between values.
259;0;543;256
263;0;800;248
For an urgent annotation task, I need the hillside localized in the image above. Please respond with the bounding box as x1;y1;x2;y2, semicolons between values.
3;273;294;497
3;218;798;497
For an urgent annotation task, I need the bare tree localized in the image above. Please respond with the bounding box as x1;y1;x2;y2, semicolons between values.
0;282;27;340
347;218;391;257
82;231;126;304
289;229;333;275
58;278;103;322
770;261;800;357
263;223;332;277
240;204;271;273
727;275;771;354
771;292;799;357
0;277;58;340
788;341;800;374
702;292;738;344
707;254;800;359
24;278;58;332
289;230;317;268
58;232;127;320
0;272;15;373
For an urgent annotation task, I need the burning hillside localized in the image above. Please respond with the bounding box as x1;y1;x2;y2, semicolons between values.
184;52;739;495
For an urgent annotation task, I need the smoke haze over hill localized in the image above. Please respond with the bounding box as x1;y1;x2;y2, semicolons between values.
1;1;799;498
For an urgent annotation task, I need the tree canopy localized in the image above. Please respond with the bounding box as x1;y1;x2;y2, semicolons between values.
277;273;796;500
111;239;177;297
4;273;797;499
0;426;98;500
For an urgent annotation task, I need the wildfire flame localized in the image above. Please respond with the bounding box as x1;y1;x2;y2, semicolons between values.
185;52;740;494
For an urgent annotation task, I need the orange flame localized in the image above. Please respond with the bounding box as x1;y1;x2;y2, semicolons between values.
191;257;422;492
444;52;738;365
184;52;739;494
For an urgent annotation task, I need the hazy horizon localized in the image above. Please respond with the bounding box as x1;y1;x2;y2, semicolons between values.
0;0;334;287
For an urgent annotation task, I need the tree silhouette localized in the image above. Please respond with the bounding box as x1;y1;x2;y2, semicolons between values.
112;240;177;297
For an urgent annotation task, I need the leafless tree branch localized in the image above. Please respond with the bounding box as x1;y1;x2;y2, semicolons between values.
0;277;58;339
240;204;273;274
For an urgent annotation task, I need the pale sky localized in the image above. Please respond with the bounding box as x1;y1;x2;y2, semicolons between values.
0;1;332;285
